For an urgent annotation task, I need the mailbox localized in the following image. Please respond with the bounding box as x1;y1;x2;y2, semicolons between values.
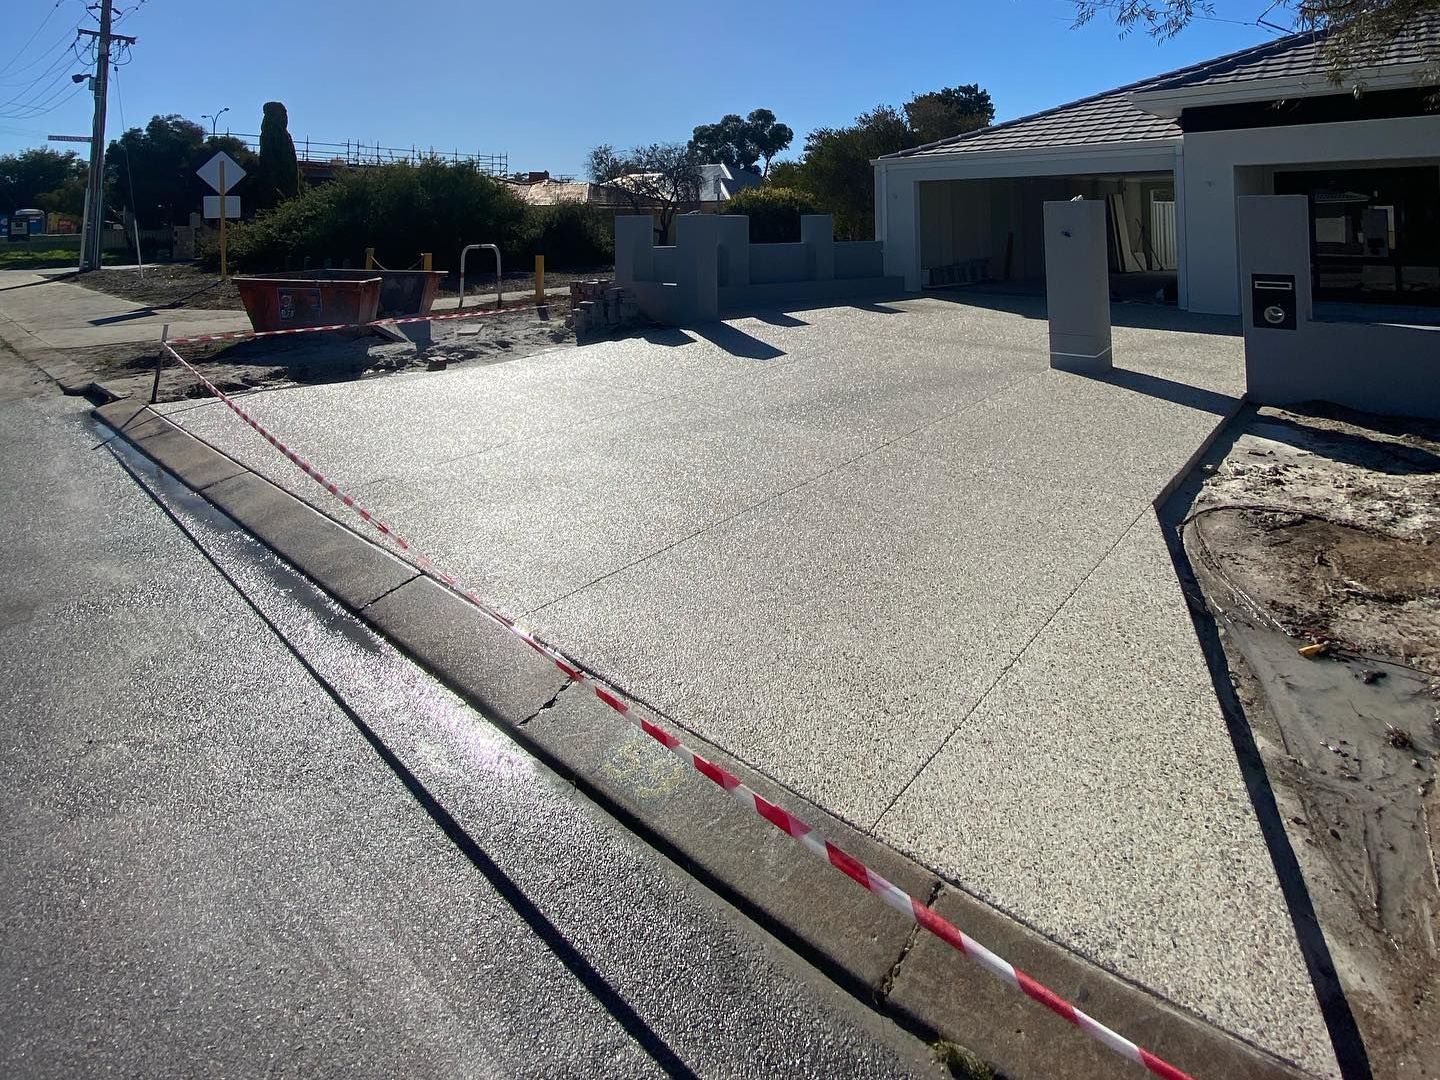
1251;274;1296;330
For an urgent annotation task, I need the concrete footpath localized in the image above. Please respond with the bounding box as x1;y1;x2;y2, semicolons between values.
0;269;250;350
140;295;1336;1076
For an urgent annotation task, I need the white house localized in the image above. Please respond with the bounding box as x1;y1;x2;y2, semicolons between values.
873;18;1440;316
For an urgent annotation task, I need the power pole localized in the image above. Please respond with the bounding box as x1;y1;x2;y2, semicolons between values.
76;1;137;272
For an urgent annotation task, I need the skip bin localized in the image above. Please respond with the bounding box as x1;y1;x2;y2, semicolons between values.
233;275;382;332
291;268;446;319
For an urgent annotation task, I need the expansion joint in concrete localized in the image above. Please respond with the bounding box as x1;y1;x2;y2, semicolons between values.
870;501;1155;831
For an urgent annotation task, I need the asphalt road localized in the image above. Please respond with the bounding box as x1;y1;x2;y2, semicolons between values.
0;362;942;1078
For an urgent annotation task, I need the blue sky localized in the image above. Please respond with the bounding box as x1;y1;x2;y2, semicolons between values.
1;0;1283;174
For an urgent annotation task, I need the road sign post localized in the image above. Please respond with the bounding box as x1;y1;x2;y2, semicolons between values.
196;151;247;282
219;158;227;280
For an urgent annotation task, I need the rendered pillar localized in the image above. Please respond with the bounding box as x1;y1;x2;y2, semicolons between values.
801;214;835;280
1236;195;1312;405
614;214;655;285
716;215;750;288
1043;200;1112;373
676;214;723;322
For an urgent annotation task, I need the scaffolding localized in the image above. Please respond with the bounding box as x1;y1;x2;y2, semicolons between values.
225;133;508;175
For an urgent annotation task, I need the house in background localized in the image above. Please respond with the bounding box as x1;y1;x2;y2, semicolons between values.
873;17;1440;316
506;164;761;212
696;163;763;209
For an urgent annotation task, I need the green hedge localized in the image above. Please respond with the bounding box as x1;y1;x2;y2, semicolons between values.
205;161;619;274
520;202;614;269
723;186;819;243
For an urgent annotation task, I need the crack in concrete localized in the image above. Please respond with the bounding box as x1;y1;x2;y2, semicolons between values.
356;572;422;613
877;878;944;1003
517;680;574;727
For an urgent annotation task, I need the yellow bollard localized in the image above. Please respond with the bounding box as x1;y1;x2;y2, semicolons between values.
421;252;432;271
534;254;545;304
365;247;375;270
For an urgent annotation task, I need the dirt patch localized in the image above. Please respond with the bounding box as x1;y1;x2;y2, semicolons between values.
70;263;615;316
73;264;245;311
78;299;576;403
1181;403;1440;1078
1192;511;1440;674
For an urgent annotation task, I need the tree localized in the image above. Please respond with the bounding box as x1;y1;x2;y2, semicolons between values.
587;142;702;242
221;158;529;272
687;108;795;176
756;83;995;240
747;109;795;177
104;115;205;228
1073;0;1440;79
797;105;914;239
904;84;996;144
103;117;259;228
0;148;87;215
256;100;301;209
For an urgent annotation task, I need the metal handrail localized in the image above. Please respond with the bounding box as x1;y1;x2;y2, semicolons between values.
458;243;502;310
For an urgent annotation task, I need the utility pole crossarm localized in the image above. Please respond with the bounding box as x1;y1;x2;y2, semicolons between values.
77;28;137;44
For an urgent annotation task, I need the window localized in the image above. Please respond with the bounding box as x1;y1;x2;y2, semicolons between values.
1275;166;1440;306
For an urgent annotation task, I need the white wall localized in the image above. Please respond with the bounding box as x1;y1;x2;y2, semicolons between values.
1180;115;1440;314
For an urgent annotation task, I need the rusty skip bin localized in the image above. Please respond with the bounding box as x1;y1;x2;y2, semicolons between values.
233;275;383;332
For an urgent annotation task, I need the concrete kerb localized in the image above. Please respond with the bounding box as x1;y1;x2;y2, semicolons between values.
92;395;1312;1080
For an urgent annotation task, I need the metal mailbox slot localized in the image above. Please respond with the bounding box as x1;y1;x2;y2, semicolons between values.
1251;274;1297;330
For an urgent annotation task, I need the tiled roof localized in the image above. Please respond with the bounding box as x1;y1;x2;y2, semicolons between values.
887;13;1439;159
1146;14;1440;90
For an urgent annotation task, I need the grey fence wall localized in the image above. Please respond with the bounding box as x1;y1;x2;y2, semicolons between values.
1237;195;1440;420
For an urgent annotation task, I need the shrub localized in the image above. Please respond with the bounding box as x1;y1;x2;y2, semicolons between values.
521;202;614;270
723;186;819;243
210;158;530;273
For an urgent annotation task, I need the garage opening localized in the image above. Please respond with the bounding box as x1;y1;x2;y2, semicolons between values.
917;173;1177;304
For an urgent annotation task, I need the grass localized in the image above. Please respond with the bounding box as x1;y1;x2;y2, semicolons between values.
0;246;79;270
932;1040;1000;1079
0;246;127;270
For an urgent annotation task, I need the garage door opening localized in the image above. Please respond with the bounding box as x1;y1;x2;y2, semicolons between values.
917;173;1178;304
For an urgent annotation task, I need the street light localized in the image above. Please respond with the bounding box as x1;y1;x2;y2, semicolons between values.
201;107;230;138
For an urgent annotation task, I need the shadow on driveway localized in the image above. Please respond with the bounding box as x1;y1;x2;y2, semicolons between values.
689;322;785;361
1079;368;1242;416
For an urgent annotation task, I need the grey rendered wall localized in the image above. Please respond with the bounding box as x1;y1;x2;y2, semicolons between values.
1237;195;1440;420
750;243;811;284
835;242;883;279
616;212;902;324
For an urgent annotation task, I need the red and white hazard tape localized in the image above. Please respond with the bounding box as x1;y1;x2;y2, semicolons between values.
158;335;1196;1080
166;300;543;347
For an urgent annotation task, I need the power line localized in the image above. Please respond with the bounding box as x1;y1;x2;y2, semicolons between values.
0;27;81;88
0;70;87;121
114;0;152;23
0;0;69;79
0;39;83;113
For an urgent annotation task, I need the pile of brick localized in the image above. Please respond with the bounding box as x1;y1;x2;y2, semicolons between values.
569;280;641;340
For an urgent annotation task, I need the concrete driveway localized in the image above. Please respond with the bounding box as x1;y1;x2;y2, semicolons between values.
157;296;1336;1075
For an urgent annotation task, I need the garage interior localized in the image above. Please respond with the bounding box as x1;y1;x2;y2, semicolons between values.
917;173;1178;304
